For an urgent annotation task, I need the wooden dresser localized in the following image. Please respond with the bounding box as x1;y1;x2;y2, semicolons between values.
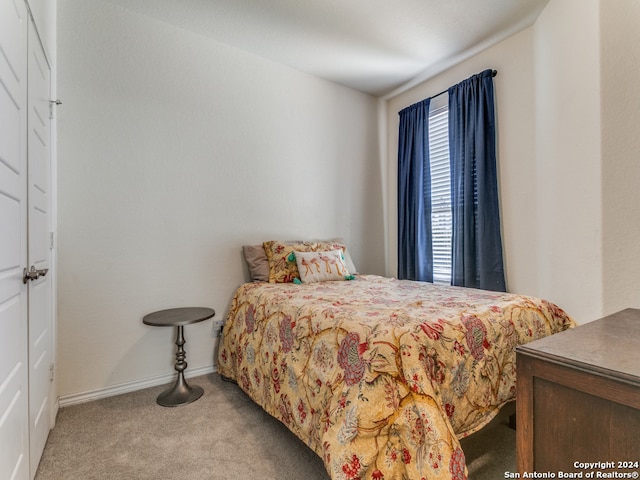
516;308;640;475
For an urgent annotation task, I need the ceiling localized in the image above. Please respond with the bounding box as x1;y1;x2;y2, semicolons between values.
102;0;550;97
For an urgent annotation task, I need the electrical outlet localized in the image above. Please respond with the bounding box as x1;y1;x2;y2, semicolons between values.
212;318;224;337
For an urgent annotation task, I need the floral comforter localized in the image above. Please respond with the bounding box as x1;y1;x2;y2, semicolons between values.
217;275;574;480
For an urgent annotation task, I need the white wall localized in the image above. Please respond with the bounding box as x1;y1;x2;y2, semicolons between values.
530;0;640;320
600;0;640;315
57;0;383;399
385;0;640;324
532;0;603;322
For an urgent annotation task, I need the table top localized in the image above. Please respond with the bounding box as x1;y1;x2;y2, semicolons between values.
142;307;215;327
517;307;640;384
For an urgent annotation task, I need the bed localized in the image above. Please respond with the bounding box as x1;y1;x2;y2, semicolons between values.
217;241;575;480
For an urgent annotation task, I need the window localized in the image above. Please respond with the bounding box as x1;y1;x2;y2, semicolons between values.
428;97;452;285
398;69;503;290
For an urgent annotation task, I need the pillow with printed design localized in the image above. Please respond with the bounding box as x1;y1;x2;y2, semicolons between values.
294;249;351;283
263;240;347;283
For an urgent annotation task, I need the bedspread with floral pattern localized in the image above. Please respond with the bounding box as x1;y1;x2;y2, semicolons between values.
217;275;574;480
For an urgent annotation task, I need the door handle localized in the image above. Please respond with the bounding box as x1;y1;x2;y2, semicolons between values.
23;266;49;284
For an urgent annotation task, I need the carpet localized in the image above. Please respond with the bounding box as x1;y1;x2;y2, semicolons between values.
35;373;516;479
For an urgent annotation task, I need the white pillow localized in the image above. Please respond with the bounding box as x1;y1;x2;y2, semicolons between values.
294;250;350;283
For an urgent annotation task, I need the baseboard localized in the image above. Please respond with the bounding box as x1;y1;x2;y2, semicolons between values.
58;365;217;408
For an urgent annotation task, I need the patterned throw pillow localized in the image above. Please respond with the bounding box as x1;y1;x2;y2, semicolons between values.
263;240;345;283
294;250;350;283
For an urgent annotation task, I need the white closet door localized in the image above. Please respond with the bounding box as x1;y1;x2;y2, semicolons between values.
27;15;53;478
0;0;30;479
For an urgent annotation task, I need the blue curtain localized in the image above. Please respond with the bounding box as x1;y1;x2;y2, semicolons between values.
448;69;506;291
397;98;433;281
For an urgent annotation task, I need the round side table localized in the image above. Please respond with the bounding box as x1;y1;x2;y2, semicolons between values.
143;307;215;407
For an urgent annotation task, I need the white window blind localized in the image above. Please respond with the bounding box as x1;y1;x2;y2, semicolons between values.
428;103;452;285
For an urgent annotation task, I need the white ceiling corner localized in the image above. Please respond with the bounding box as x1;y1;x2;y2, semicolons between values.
101;0;550;97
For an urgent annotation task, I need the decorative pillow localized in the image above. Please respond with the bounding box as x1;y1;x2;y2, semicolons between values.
321;237;358;274
243;238;357;282
243;240;305;282
263;240;345;283
294;250;350;283
242;244;270;282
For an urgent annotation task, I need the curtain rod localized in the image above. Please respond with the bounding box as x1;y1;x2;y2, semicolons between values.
431;69;497;100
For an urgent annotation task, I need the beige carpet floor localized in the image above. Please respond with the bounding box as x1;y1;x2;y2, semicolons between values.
35;373;516;479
